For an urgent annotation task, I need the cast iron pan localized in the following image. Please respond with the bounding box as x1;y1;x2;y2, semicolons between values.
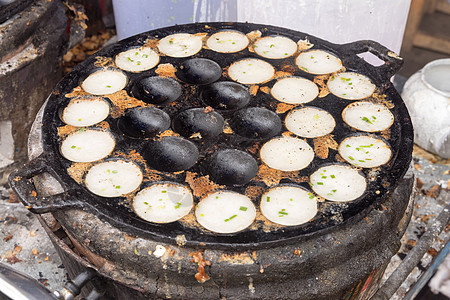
10;22;413;250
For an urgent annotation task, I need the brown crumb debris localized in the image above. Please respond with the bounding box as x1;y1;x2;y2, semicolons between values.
67;162;92;184
245;186;265;201
31;249;39;255
297;38;314;51
255;164;308;187
3;235;12;242
370;92;394;109
249;85;259;96
203;106;214;113
93;56;114;68
274;71;294;79
185;172;224;198
218;252;256;264
246;30;262;52
57;125;79;137
107;90;149;118
222;122;233;134
314;75;331;98
276;103;296;114
190;250;211;283
143;38;159;49
155;63;177;78
260;86;271;94
157;129;180;138
314;134;338;159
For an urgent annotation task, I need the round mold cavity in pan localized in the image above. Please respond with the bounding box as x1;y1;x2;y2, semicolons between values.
85;159;144;198
260;136;314;172
60;97;110;127
157;33;203;58
260;185;318;226
338;134;392;168
229;107;282;139
327;72;376;100
253;35;298;59
228;58;275;84
195;191;257;234
206;149;258;186
201;81;251;110
132;76;182;105
342;101;394;132
81;68;128;95
295;49;343;75
176;58;222;85
270;77;319;104
206;30;249;53
117;106;171;139
172;108;224;139
310;164;367;202
285;106;336;138
142;136;199;172
115;46;160;73
132;182;193;223
60;129;115;163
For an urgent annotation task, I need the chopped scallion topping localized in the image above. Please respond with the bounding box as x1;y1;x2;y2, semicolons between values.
106;85;112;88
317;182;324;185
362;117;373;124
358;160;365;162
239;206;248;211
330;175;335;179
346;144;351;147
175;202;181;209
144;201;149;205
266;196;270;202
270;44;274;48
224;215;237;222
161;190;167;193
301;67;308;71
115;186;120;189
112;170;118;174
71;145;76;149
348;156;355;160
322;176;327;179
332;189;337;193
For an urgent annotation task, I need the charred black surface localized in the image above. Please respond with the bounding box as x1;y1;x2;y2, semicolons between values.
230;107;282;139
117;107;170;138
172;108;224;139
206;149;258;185
132;76;182;105
176;58;222;85
201;81;251;110
142;136;199;172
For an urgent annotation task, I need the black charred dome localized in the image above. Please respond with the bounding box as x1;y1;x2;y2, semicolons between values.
142;136;199;172
206;149;258;185
201;81;251;110
176;58;222;85
117;107;170;138
230;107;282;139
131;76;182;105
172;108;224;138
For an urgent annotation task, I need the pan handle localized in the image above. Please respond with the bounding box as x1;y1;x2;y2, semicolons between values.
338;40;403;83
9;153;84;214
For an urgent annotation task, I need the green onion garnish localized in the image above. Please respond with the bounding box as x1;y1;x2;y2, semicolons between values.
71;145;76;149
348;156;355;160
332;189;337;193
144;202;149;205
142;54;148;58
301;67;308;71
106;85;111;88
308;193;315;199
224;215;237;222
270;44;274;48
169;40;174;44
161;190;167;193
127;57;134;62
240;206;248;211
115;186;120;189
322;176;327;179
317;182;324;185
361;117;373;124
359;160;365;162
175;202;181;209
346;144;351;147
112;170;118;174
330;175;335;179
266;196;270;202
